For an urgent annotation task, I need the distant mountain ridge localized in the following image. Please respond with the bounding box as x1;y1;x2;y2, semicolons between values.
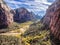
12;7;38;23
0;0;42;29
14;7;35;23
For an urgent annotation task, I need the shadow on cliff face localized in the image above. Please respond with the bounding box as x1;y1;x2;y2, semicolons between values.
0;25;7;29
40;0;60;44
50;32;60;45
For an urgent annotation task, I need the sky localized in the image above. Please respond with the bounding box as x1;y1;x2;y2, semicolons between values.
4;0;55;16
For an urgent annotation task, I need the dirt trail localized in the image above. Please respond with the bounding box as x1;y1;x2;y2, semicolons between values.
0;33;21;36
0;25;30;36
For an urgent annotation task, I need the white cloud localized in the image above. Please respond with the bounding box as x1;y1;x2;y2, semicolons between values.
4;0;54;16
35;0;52;5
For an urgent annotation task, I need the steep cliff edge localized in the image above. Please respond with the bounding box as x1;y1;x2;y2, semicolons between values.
0;0;13;29
41;0;60;45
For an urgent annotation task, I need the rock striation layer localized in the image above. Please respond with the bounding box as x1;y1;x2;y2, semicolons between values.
0;0;13;28
41;0;60;45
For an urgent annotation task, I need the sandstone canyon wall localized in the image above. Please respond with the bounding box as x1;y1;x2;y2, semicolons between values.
41;0;60;45
50;0;60;39
0;0;13;28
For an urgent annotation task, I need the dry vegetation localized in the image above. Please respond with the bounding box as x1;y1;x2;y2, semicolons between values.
0;21;51;45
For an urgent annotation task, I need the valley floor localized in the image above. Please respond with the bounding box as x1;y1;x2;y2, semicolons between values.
0;21;52;45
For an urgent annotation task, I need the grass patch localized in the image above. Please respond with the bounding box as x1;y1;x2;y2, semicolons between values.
0;21;51;45
0;35;21;45
0;21;33;33
21;30;51;45
21;22;51;45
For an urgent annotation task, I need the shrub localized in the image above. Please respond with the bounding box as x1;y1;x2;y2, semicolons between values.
0;35;21;45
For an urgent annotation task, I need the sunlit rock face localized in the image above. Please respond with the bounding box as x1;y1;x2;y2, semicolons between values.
41;2;55;30
50;0;60;40
42;0;60;45
0;0;13;28
14;7;35;23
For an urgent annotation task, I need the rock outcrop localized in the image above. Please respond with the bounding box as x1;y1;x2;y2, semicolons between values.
41;2;55;29
41;0;60;45
50;0;60;38
50;1;60;44
0;0;13;29
13;7;35;23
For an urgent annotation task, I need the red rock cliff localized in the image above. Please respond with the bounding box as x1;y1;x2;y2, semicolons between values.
0;0;13;28
50;0;60;39
42;0;60;45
